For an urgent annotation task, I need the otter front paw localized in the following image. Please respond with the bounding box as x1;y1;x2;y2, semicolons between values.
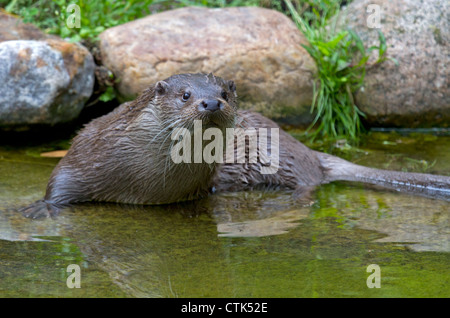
19;200;62;219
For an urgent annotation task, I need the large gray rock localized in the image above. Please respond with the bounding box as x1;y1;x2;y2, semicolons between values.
0;12;95;130
0;40;95;128
339;0;449;127
99;6;317;125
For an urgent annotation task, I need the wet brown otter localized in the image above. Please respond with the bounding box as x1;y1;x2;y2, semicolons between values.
21;73;450;218
21;73;238;218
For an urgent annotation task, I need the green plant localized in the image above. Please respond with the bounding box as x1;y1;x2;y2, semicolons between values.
3;0;157;42
285;0;390;143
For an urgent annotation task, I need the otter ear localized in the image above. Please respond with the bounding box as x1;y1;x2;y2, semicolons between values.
228;80;236;92
228;80;237;97
155;81;169;95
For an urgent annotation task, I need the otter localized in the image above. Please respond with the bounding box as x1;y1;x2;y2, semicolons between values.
21;73;238;218
21;73;450;218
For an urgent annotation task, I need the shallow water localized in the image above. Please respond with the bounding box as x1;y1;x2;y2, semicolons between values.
0;131;449;297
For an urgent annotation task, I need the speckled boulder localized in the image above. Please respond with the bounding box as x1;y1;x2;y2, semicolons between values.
99;6;317;125
338;0;449;127
0;12;95;130
0;40;95;129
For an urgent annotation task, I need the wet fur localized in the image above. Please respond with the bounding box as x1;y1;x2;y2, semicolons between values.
21;73;450;218
21;73;238;218
214;111;450;201
213;110;323;191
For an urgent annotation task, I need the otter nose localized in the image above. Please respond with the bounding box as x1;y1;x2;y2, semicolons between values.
200;99;222;112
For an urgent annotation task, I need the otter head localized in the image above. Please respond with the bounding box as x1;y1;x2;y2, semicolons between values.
154;73;238;131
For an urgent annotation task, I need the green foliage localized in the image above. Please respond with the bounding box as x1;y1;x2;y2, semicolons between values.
285;0;389;143
3;0;157;42
3;0;61;33
98;86;116;103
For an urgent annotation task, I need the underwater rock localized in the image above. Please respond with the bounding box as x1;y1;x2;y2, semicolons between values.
99;6;317;126
338;0;449;127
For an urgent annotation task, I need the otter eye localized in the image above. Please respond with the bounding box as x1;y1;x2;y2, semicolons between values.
221;91;228;101
182;92;191;101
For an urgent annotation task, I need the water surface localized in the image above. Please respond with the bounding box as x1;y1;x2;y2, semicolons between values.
0;131;449;297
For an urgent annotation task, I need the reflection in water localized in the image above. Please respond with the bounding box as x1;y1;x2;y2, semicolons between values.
209;191;310;237
1;186;449;297
217;209;306;237
313;182;450;252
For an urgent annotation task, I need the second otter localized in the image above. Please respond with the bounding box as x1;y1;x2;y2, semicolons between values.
21;73;450;218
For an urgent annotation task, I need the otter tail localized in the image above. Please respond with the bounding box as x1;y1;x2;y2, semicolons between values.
19;200;65;219
317;152;450;201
